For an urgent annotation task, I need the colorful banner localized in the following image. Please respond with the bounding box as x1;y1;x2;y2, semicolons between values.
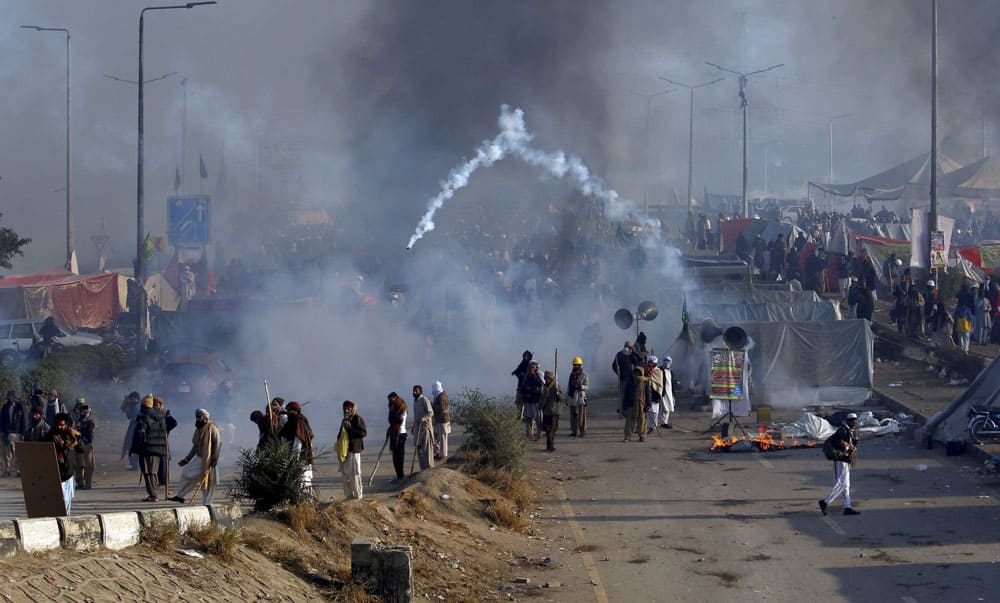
710;348;746;400
930;231;946;268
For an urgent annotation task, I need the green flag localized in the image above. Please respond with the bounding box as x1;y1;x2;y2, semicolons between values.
142;233;155;260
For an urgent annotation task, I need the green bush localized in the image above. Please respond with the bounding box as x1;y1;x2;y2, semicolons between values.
452;388;526;473
229;439;313;512
19;345;128;403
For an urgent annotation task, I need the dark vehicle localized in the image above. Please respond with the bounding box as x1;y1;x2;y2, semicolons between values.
155;354;234;408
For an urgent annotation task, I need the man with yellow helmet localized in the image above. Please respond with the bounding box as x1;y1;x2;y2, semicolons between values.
566;357;590;437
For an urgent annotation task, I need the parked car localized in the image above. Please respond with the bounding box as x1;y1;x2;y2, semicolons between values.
154;354;234;408
0;318;103;367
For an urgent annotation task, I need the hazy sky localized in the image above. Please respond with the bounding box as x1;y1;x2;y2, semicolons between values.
2;0;998;273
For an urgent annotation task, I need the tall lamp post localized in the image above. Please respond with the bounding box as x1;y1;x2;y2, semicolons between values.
827;113;850;185
659;76;723;211
706;61;784;218
629;88;673;214
20;25;73;269
137;2;216;360
929;0;939;238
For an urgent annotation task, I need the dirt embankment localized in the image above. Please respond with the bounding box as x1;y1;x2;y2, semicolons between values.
0;466;543;602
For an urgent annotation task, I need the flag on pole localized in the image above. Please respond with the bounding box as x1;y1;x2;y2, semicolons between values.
199;153;208;179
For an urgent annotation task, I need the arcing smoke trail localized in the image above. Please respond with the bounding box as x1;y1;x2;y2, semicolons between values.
406;105;657;249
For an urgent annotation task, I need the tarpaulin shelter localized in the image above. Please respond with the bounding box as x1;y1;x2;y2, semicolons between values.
923;355;1000;443
0;269;122;329
943;156;1000;200
956;243;1000;275
720;218;807;255
809;152;963;201
709;289;822;304
692;300;842;322
680;319;874;407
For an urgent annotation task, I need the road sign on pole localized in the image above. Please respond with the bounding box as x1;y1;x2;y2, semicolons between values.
167;195;211;244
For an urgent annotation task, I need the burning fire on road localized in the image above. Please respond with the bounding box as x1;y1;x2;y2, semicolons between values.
710;426;817;452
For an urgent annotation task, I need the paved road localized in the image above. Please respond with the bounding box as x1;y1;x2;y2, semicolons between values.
523;399;1000;602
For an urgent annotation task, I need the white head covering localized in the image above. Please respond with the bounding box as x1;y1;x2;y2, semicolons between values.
662;355;673;367
432;381;444;397
646;355;658;364
195;408;210;419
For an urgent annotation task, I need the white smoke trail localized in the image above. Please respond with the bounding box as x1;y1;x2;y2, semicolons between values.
406;104;658;249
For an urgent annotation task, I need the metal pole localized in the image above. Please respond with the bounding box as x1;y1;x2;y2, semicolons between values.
687;88;695;210
137;11;146;361
742;95;749;218
181;77;188;187
65;31;73;269
136;2;217;362
929;0;939;234
644;96;651;215
829;119;834;185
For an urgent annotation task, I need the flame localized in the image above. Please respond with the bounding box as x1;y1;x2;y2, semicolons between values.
710;424;817;452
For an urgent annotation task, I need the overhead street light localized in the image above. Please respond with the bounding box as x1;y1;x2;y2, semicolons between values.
659;76;723;212
706;61;784;218
21;25;73;270
136;1;217;360
629;88;673;215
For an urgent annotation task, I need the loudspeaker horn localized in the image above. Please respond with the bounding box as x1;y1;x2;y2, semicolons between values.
614;308;634;330
636;300;658;321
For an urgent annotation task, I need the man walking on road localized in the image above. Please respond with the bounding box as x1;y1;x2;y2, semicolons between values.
521;362;544;441
820;412;861;516
566;357;589;437
612;341;635;414
169;409;221;505
540;369;563;452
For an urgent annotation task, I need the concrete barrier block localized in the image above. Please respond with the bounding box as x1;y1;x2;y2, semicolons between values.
208;503;243;532
0;520;18;558
137;508;179;532
15;518;61;553
352;537;413;603
175;506;211;533
57;515;102;551
99;512;142;551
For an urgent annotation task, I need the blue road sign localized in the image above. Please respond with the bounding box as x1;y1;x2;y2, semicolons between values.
167;195;211;244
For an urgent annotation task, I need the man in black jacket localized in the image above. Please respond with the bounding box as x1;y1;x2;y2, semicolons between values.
0;391;26;477
521;361;544;440
820;413;861;516
511;350;533;418
612;341;635;414
131;395;168;502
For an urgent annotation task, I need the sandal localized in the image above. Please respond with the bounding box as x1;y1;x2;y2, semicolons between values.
143;495;159;502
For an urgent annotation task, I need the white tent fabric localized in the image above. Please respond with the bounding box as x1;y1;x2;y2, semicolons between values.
924;355;1000;443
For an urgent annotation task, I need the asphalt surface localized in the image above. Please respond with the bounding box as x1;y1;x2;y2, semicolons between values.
521;398;1000;602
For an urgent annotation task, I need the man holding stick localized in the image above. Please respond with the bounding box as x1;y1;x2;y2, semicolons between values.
168;409;220;505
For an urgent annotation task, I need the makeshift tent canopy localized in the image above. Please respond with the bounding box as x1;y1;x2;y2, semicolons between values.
924;355;1000;443
0;270;122;329
809;152;962;200
706;290;821;304
677;319;873;407
692;300;842;322
943;155;1000;199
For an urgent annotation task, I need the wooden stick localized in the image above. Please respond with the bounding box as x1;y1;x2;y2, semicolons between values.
367;437;389;487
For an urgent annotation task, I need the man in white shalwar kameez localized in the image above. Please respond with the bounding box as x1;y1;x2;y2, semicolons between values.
169;408;220;504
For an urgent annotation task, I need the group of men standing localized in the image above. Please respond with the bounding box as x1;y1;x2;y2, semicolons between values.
612;337;676;442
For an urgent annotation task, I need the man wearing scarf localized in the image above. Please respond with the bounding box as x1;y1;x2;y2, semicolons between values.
510;350;533;418
387;392;408;482
0;391;27;478
130;394;168;502
626;367;648;442
279;402;315;495
431;381;451;461
339;400;367;499
566;357;589;437
644;356;665;434
169;409;221;504
540;370;563;452
42;412;84;514
658;356;677;429
73;399;96;490
411;385;435;471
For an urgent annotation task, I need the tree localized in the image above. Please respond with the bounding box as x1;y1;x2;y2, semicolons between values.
0;213;30;270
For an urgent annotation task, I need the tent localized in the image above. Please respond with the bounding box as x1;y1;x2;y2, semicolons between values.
809;152;963;200
0;269;122;329
692;300;842;322
923;356;1000;443
944;156;1000;200
720;218;807;255
677;319;873;407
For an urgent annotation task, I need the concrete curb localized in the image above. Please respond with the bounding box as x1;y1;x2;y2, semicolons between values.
57;515;102;552
15;517;61;553
99;511;142;551
3;503;243;557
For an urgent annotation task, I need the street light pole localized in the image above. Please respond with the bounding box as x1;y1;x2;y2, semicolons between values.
180;77;188;188
659;76;723;211
827;113;850;185
136;2;216;360
21;25;73;269
707;61;784;218
929;0;939;235
629;88;673;215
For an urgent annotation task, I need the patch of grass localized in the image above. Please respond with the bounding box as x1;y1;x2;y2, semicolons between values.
140;522;180;553
187;524;239;563
485;498;525;532
333;582;380;603
471;465;534;511
284;501;318;535
398;490;431;517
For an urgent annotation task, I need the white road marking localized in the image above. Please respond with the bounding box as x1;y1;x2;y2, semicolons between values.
757;457;775;469
821;515;846;536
